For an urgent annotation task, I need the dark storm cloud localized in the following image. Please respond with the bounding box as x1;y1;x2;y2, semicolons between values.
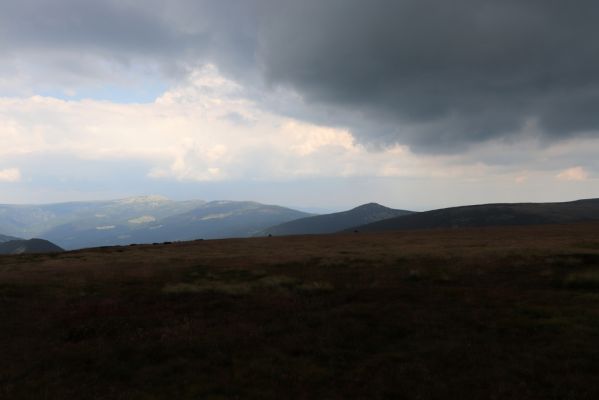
0;0;254;84
1;1;174;53
2;0;599;152
255;0;599;151
0;0;204;68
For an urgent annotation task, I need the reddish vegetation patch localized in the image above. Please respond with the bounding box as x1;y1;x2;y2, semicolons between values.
1;223;599;399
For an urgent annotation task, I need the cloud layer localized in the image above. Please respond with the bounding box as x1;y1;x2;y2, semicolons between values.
257;0;599;151
0;66;484;184
1;1;599;206
1;65;597;187
556;167;589;182
3;1;599;153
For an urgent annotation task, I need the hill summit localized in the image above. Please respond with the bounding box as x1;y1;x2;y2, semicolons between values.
261;203;414;236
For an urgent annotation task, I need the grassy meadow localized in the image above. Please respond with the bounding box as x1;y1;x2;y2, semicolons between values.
1;223;599;399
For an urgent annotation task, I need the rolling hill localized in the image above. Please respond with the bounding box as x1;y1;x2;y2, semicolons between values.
352;198;599;232
0;238;64;255
260;203;414;236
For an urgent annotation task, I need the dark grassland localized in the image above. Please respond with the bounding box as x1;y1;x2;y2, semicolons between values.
2;224;599;399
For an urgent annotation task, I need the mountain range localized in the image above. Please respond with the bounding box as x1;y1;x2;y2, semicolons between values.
0;196;311;250
42;200;311;249
260;203;413;236
2;196;598;251
0;195;204;239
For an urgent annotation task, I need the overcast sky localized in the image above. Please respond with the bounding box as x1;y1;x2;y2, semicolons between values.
1;0;598;210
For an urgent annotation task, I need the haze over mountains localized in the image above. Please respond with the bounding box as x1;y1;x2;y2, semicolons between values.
0;196;311;250
1;196;599;252
0;196;204;239
43;200;311;249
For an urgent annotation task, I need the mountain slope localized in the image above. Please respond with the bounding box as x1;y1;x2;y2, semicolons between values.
135;201;313;241
42;201;312;249
352;198;599;232
0;239;64;255
260;203;414;236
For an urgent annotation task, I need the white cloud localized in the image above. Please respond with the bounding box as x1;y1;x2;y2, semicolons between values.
1;64;598;197
556;166;589;181
0;65;469;183
515;175;528;184
0;168;21;182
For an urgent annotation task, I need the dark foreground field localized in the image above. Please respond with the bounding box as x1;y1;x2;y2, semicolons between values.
2;224;599;399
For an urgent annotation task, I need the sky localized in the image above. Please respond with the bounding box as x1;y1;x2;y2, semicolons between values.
1;0;598;211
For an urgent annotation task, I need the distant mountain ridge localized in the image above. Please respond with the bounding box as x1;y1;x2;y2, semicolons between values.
351;198;599;232
0;197;312;250
0;239;64;255
4;196;598;250
0;195;206;239
42;200;312;249
143;201;313;240
260;203;414;236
